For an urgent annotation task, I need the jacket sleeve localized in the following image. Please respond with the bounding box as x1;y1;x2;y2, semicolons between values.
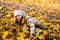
33;19;47;30
27;19;36;35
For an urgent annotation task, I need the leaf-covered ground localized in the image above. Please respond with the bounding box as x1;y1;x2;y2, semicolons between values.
0;0;60;40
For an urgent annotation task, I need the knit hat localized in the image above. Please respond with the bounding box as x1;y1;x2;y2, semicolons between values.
14;10;24;18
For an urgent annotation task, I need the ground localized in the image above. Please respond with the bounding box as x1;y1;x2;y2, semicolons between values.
0;0;60;40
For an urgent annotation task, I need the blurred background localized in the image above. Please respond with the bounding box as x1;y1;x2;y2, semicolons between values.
0;0;60;40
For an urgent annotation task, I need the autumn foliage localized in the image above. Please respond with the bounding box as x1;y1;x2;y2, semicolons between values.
0;0;60;40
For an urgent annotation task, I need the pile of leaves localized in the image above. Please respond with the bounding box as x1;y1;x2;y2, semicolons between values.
0;0;60;40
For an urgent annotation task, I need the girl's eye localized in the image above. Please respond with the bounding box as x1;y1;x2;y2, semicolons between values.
15;16;17;18
17;15;20;16
15;15;20;18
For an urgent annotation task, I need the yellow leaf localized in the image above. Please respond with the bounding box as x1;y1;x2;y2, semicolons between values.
6;14;11;17
0;6;2;9
17;37;25;40
2;31;9;39
21;18;26;24
30;11;35;15
39;35;45;40
4;0;8;2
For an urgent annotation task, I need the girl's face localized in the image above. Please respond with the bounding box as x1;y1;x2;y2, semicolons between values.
15;15;22;22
